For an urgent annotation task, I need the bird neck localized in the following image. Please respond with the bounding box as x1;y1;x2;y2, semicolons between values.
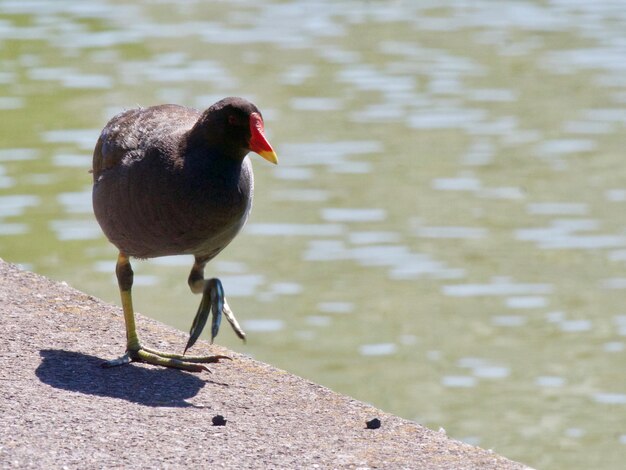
188;111;251;160
180;140;245;189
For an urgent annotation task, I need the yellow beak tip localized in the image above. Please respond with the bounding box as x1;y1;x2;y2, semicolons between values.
258;150;278;165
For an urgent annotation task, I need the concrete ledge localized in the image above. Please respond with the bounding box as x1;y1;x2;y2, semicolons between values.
0;259;530;469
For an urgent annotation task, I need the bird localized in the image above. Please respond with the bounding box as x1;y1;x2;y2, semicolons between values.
92;97;278;372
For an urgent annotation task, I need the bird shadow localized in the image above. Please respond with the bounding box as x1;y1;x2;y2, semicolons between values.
36;349;227;408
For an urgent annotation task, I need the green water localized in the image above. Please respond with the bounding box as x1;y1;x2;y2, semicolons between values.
2;2;626;468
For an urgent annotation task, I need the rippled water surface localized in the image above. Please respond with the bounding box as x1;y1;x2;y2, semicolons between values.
1;1;626;468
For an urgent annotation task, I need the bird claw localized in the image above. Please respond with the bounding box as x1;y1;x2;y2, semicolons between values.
185;278;246;353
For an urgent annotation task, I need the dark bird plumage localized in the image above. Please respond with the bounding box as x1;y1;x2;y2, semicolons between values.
92;97;277;372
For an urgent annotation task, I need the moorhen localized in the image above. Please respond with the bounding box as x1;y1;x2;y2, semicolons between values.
92;97;278;372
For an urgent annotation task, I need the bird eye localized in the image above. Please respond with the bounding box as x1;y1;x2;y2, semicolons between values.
228;115;238;126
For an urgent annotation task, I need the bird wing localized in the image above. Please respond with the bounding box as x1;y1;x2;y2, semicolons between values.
92;105;201;182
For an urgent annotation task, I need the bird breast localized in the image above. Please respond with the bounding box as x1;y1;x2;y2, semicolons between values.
93;154;254;260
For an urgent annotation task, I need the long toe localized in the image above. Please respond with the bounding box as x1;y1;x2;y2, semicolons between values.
103;346;229;373
101;353;132;368
222;299;247;341
185;278;225;353
181;354;232;363
142;346;231;363
132;348;210;372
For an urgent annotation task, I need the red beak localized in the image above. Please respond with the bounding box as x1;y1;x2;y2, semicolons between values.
249;113;278;164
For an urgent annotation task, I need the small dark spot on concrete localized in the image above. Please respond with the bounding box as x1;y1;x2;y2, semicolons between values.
366;418;381;429
212;414;227;426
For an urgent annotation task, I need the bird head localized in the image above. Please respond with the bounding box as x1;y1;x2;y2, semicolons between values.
202;97;278;164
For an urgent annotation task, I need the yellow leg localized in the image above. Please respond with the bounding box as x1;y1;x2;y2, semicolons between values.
102;253;229;373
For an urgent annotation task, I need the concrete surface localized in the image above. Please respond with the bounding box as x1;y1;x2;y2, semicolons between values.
0;259;531;469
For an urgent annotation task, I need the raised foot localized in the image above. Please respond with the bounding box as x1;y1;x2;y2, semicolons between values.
185;278;246;354
102;346;231;373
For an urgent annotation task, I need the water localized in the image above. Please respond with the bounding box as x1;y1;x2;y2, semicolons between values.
1;1;626;468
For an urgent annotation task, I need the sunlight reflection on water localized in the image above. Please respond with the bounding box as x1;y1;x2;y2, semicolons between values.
2;1;626;469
